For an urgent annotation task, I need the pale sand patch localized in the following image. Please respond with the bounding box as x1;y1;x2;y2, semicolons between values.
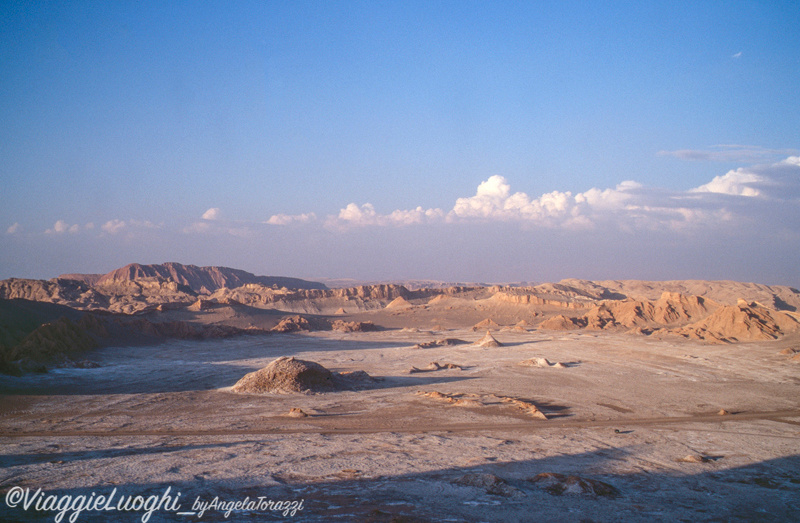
1;329;799;521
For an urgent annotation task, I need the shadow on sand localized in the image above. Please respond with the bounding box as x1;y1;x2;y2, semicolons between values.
0;334;479;395
1;445;797;522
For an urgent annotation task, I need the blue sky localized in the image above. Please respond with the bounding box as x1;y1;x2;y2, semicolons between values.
2;1;799;285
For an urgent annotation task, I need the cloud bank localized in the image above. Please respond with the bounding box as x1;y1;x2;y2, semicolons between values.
285;156;799;233
29;156;800;240
4;156;798;285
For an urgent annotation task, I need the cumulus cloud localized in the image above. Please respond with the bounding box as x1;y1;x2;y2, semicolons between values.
46;220;80;234
202;207;221;220
6;222;21;234
690;156;800;200
447;175;644;229
315;155;799;234
690;170;767;197
101;219;127;234
325;203;444;229
266;212;317;226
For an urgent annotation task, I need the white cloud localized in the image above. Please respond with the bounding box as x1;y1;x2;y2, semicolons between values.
6;222;21;234
690;169;766;197
325;203;444;229
202;208;221;220
266;212;317;226
101;219;127;234
387;206;445;225
313;155;800;234
448;175;643;229
46;220;80;234
732;51;742;59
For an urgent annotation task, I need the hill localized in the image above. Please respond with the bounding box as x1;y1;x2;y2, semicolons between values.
62;262;327;294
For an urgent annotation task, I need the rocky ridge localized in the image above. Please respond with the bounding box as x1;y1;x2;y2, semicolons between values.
3;264;800;374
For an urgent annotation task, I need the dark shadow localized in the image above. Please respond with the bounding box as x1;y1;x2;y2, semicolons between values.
532;399;572;419
773;296;797;312
0;335;418;395
0;441;250;469
1;446;798;522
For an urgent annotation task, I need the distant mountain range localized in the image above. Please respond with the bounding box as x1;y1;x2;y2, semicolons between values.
59;262;327;293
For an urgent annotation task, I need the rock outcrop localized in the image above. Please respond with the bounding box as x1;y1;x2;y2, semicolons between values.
0;309;108;375
89;262;327;294
674;300;800;343
476;331;502;347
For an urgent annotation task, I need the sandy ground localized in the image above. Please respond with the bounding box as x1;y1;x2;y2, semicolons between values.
1;328;799;522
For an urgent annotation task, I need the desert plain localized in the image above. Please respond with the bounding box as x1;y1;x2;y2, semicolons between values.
1;263;799;522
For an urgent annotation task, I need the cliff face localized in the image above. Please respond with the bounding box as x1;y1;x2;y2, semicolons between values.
674;300;800;343
90;262;327;293
558;278;800;311
210;283;411;313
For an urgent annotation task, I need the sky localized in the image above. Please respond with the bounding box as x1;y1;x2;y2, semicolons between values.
1;1;799;286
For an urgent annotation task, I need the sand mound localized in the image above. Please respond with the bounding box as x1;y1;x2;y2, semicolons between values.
232;356;374;394
529;473;619;497
334;307;346;315
518;357;565;368
472;318;501;331
778;348;798;356
284;408;309;418
476;331;502;347
385;296;413;309
232;357;334;394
